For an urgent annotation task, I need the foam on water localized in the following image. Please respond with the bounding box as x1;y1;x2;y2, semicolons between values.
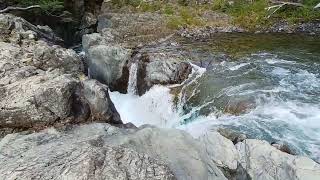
110;85;181;127
228;62;250;71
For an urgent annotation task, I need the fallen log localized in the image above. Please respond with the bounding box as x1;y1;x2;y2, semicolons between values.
0;5;41;13
265;1;304;18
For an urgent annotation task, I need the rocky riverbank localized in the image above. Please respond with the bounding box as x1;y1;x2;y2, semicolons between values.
0;3;320;179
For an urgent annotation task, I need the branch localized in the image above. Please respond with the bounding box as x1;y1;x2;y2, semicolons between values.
265;1;304;19
269;1;303;7
315;3;320;9
0;5;41;13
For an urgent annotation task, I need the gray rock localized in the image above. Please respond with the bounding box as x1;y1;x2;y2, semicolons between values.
146;61;192;86
0;72;122;131
0;38;83;81
217;128;247;144
0;72;78;129
81;79;122;124
86;44;131;91
199;131;239;171
30;41;83;73
236;139;320;180
1;123;319;180
82;33;107;53
134;47;193;95
0;124;176;180
110;127;227;180
79;12;98;36
271;141;296;155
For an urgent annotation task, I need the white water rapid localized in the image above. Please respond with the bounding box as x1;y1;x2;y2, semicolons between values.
110;52;320;162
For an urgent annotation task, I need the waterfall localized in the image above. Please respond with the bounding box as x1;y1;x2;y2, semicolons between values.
127;63;138;95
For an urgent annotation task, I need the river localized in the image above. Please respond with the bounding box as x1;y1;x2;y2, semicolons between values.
110;33;320;162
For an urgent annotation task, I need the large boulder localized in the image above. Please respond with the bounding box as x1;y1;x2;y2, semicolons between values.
81;79;122;124
143;60;192;93
85;44;131;92
133;44;193;95
0;71;122;133
0;124;176;180
236;139;320;180
0;71;78;129
199;131;239;171
109;126;228;180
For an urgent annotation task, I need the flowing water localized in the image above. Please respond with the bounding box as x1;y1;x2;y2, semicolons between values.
110;33;320;162
127;62;139;95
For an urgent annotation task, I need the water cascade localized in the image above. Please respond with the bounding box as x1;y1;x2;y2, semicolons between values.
127;63;138;95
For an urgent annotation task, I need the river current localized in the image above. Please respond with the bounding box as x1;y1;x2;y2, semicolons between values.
110;33;320;162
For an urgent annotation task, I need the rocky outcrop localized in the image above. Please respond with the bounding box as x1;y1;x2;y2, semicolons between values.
236;139;320;180
0;124;175;180
0;14;122;135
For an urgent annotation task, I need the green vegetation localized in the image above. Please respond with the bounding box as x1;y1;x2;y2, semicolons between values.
13;0;64;12
224;0;320;30
108;0;320;30
167;7;206;29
